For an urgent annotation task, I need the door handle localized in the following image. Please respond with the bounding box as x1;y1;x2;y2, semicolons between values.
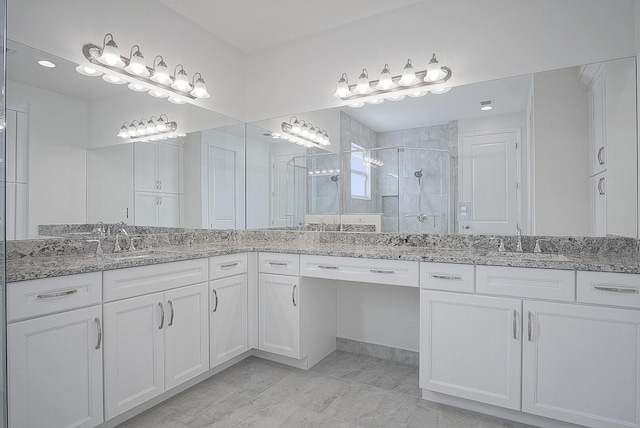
513;310;518;340
212;289;218;312
527;311;533;342
292;285;297;307
95;318;102;350
168;300;174;327
158;302;165;329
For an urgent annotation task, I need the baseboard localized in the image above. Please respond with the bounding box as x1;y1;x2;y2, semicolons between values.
336;337;418;367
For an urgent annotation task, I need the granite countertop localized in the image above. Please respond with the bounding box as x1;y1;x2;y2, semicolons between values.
8;241;640;283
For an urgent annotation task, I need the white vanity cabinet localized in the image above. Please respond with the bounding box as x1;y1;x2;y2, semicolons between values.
7;273;104;428
209;253;249;368
103;259;209;419
522;300;640;428
420;290;522;410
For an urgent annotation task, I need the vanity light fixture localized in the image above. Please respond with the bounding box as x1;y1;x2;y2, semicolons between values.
364;156;384;167
77;33;211;106
334;53;452;106
117;114;178;142
280;116;331;147
480;100;493;111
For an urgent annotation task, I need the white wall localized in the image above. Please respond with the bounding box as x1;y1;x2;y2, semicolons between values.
246;136;271;229
337;282;420;352
533;67;590;236
7;0;246;121
86;144;133;224
9;81;88;237
183;133;204;228
245;0;636;122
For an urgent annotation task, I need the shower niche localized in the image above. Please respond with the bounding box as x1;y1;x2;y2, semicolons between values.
286;147;454;233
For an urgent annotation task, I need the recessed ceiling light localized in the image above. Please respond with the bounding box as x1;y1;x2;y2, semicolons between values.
480;100;493;111
37;60;56;68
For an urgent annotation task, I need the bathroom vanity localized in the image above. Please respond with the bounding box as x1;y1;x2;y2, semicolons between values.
6;229;640;428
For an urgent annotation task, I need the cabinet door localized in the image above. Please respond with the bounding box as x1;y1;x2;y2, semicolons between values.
420;290;522;410
104;293;165;419
590;74;606;175
164;283;209;390
523;301;640;428
134;142;158;192
8;305;103;428
259;273;301;358
590;172;606;237
158;193;180;227
134;191;159;226
210;274;248;368
157;142;181;194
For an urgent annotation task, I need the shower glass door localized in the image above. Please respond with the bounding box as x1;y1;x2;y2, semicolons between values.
0;0;8;424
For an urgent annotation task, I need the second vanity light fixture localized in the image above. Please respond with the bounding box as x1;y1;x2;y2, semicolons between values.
117;114;185;143
76;33;211;106
333;53;452;107
278;116;331;147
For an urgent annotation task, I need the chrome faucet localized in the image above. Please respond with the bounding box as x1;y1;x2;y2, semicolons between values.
92;221;105;237
516;225;523;252
490;237;506;252
87;239;104;257
117;221;128;236
113;233;123;253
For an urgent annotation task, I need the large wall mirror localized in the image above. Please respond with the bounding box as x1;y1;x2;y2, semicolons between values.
250;57;638;238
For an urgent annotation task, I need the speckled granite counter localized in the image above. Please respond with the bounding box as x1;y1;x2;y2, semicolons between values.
7;229;640;282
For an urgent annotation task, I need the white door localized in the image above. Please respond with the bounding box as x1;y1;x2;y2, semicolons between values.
460;130;519;234
134;142;158;192
158;142;181;194
157;193;180;227
523;301;640;428
104;293;165;419
271;154;294;227
8;305;104;428
259;273;301;359
164;283;209;390
420;290;522;410
208;144;236;229
590;172;606;236
210;274;248;368
134;191;159;226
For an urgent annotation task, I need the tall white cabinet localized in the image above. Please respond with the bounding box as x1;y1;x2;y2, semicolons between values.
134;141;183;227
5;101;29;240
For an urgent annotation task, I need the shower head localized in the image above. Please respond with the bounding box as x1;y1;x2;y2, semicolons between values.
330;175;339;182
414;169;423;178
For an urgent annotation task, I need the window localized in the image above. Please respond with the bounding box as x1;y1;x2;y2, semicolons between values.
350;143;371;200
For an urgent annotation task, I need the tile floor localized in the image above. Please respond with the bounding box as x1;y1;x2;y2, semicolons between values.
118;351;535;428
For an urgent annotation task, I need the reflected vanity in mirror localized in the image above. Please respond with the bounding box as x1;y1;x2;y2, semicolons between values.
250;56;638;237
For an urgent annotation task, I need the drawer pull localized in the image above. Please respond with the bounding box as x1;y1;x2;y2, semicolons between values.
292;285;297;307
95;318;102;350
158;303;165;330
212;289;218;312
37;289;78;299
318;265;339;270
220;262;239;269
431;274;462;281
513;310;518;340
168;300;174;327
269;262;288;266
527;311;533;342
594;285;639;294
370;269;395;274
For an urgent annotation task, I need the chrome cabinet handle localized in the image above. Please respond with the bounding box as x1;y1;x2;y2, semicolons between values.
513;310;518;340
594;285;639;294
158;196;162;205
220;262;239;269
158;180;162;190
95;318;102;350
212;289;218;312
597;147;605;165
527;311;533;342
158;302;165;329
269;261;288;266
370;269;395;274
318;265;339;270
598;177;605;195
168;300;174;327
292;285;297;307
37;289;78;299
431;274;462;281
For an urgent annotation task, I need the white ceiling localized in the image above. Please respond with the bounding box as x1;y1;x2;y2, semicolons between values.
155;0;425;53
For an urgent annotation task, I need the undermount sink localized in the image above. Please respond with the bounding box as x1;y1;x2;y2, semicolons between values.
103;249;179;261
486;251;570;262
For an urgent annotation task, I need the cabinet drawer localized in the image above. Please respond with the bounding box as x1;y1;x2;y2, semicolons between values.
209;253;248;280
8;272;102;322
420;262;474;293
577;271;640;309
104;258;208;302
476;266;575;301
300;255;419;287
258;253;299;276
